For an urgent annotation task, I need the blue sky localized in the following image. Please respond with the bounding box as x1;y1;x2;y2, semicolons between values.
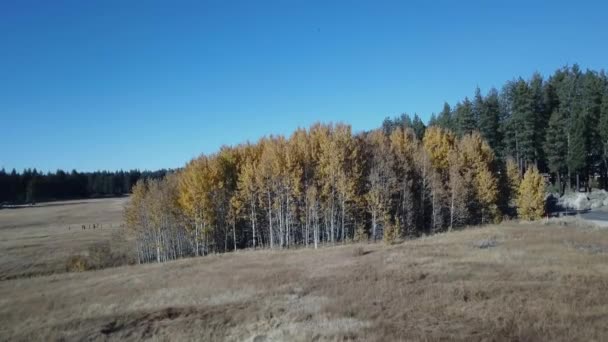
1;0;607;172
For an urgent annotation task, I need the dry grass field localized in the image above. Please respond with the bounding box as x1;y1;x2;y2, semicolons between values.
1;214;608;341
0;197;130;280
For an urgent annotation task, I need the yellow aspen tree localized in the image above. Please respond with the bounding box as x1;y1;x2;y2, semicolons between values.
475;164;499;224
459;131;495;170
124;179;149;263
237;154;260;249
124;179;147;234
459;132;500;223
315;123;340;244
146;178;167;263
422;126;455;174
447;147;473;230
178;156;211;256
517;166;546;220
334;123;357;243
290;128;314;247
390;126;419;235
228;195;242;252
284;134;303;248
365;129;396;240
506;157;521;205
255;137;287;248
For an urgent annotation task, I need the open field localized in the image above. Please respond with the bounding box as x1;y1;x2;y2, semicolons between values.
0;197;130;280
1;220;608;341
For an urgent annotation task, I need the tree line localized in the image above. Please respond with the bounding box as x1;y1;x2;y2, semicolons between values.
125;64;608;264
125;121;546;264
127;64;608;263
419;64;608;193
0;169;168;204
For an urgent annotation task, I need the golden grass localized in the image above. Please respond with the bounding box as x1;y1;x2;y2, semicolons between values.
0;198;129;279
1;220;607;341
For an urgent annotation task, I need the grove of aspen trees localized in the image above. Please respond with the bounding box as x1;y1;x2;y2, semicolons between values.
125;64;608;263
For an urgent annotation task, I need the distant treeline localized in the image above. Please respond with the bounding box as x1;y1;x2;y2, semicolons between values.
0;169;169;204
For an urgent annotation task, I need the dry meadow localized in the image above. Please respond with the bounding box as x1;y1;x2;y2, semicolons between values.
0;198;129;280
1;201;608;341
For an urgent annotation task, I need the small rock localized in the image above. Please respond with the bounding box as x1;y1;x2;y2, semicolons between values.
474;239;498;249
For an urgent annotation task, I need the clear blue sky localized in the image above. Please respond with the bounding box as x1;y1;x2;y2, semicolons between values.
1;0;607;172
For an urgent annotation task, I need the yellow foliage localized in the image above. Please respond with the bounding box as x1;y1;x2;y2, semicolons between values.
124;179;149;235
476;166;498;208
459;131;495;170
506;157;521;202
383;215;400;245
517;166;546;221
422;126;455;173
390;127;418;164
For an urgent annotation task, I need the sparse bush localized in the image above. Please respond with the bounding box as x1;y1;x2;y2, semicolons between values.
383;217;400;245
65;255;88;272
87;235;136;270
88;241;112;269
352;246;365;257
353;223;368;243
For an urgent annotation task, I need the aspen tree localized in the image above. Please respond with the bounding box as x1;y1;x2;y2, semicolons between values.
447;147;473;230
459;132;499;224
422;126;455;175
517;166;546;220
365;130;396;241
178;156;212;256
390;127;418;235
505;157;521;205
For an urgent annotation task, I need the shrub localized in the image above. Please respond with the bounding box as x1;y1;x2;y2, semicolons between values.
87;241;112;269
383;216;401;245
65;255;88;272
353;223;368;242
87;237;135;270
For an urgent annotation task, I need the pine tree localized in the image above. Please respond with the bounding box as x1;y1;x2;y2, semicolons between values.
479;88;501;153
455;98;476;136
544;110;568;193
581;71;604;189
411;114;426;139
511;79;537;167
530;72;548;165
517;166;546;220
473;87;484;124
568;114;587;191
600;91;608;188
436;102;455;132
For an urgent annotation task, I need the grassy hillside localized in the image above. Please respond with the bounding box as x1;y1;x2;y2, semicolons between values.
1;220;607;341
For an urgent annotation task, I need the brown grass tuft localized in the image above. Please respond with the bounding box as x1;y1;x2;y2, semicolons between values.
65;255;88;272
